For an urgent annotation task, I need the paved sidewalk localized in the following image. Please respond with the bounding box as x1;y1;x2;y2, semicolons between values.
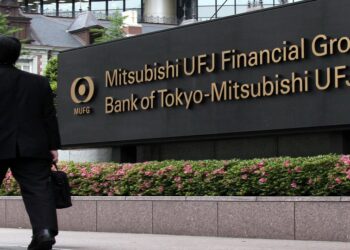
0;228;349;250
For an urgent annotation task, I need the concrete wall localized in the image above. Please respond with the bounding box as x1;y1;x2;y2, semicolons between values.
0;196;349;242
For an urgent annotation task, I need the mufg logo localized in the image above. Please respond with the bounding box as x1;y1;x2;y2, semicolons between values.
70;76;95;115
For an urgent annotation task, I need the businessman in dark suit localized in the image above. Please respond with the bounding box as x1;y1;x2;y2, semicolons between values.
0;35;61;250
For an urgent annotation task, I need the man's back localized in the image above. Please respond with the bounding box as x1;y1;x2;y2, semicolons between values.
0;65;60;160
0;35;60;250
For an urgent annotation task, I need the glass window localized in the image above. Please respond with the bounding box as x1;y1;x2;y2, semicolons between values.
20;64;31;72
125;0;141;20
276;0;290;5
25;0;307;20
217;0;235;5
195;0;307;21
198;0;215;5
108;0;123;11
17;60;33;73
198;0;215;20
27;0;40;14
43;0;57;16
108;0;123;17
18;0;27;13
198;5;215;20
91;0;107;19
75;0;89;15
236;5;247;14
217;5;235;17
58;0;73;17
126;0;140;9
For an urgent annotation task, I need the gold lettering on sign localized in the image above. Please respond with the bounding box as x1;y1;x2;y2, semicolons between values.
312;34;350;57
105;70;117;87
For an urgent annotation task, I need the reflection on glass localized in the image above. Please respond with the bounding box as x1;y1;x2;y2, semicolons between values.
19;0;308;21
236;5;247;15
198;6;215;20
125;0;140;9
18;0;27;12
75;0;89;16
28;0;40;13
198;0;215;5
217;0;235;5
217;5;235;17
92;0;107;19
125;0;140;21
58;0;73;17
43;0;57;16
108;0;123;17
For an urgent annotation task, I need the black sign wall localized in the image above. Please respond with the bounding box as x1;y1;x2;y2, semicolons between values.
58;0;350;159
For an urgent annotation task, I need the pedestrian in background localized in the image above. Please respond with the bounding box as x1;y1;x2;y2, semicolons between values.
0;35;61;250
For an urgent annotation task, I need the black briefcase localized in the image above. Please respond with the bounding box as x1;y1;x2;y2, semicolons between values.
51;163;72;209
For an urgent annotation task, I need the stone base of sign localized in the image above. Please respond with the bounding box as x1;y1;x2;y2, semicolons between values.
0;196;349;242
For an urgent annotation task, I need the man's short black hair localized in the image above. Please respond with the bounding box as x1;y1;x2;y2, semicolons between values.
0;35;21;65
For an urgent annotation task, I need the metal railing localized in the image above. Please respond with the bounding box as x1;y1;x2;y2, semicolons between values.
142;15;178;25
22;1;303;23
38;8;142;21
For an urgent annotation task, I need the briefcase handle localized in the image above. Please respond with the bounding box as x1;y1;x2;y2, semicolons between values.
52;162;59;171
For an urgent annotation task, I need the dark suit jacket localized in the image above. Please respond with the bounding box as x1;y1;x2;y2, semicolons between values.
0;64;61;160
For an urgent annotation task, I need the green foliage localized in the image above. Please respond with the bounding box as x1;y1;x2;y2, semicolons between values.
91;11;126;44
0;13;21;36
44;57;58;93
0;13;28;59
1;155;350;196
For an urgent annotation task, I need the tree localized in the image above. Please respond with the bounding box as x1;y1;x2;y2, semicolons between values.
92;11;126;44
44;57;58;94
0;13;28;56
0;13;21;36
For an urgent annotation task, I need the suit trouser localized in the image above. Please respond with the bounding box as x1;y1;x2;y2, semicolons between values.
0;158;58;235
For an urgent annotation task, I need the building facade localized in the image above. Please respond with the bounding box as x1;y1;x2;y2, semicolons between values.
0;0;145;75
18;0;303;24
